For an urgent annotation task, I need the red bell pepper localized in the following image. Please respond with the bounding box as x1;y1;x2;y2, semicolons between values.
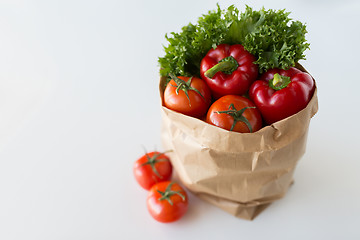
249;67;315;124
200;44;258;99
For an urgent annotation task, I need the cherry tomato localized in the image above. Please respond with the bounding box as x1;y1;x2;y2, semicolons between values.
133;151;172;190
147;181;188;223
206;95;263;133
164;75;212;118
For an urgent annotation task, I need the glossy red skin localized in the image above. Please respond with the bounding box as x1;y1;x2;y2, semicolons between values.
249;67;315;125
133;152;172;190
200;44;258;99
164;76;212;118
147;181;188;223
206;95;263;133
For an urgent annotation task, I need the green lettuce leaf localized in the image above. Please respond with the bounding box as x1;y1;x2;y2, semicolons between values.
159;5;309;77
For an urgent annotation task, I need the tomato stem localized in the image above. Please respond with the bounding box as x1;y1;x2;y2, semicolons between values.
140;150;172;178
269;73;291;90
204;56;239;78
169;74;205;107
157;182;185;206
216;104;255;132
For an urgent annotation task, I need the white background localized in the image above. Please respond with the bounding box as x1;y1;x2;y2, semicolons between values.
0;0;359;239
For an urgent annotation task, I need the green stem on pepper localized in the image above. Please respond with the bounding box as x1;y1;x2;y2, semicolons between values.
204;56;239;78
269;73;291;90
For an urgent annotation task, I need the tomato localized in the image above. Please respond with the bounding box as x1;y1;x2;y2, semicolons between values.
133;151;172;190
164;75;212;118
147;181;188;223
206;95;263;133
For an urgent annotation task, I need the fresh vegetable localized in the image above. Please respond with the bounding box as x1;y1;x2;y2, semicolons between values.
164;75;211;117
147;181;188;223
206;95;262;133
133;151;172;190
158;6;227;78
200;44;258;98
249;67;315;124
159;5;309;77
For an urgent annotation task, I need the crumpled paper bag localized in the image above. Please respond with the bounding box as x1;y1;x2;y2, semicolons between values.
159;65;318;220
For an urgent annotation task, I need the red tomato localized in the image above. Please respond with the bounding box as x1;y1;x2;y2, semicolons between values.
133;151;172;190
164;75;212;118
206;95;263;133
147;181;188;223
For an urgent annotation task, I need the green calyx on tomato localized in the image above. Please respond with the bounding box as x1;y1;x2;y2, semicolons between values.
141;151;171;178
204;56;239;78
269;73;291;90
147;181;188;222
169;74;205;106
157;182;186;206
216;104;256;132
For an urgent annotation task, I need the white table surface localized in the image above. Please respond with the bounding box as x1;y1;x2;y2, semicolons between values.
1;0;359;239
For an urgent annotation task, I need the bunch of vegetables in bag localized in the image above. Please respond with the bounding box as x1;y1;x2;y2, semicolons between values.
159;5;315;132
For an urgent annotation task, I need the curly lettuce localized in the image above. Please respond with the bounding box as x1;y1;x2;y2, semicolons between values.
158;5;309;76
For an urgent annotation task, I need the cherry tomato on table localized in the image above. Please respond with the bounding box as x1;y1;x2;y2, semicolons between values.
147;181;188;223
133;151;172;190
164;75;212;118
206;95;263;133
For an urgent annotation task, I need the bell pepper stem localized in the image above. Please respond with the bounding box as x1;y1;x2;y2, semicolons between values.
204;56;239;79
269;73;291;90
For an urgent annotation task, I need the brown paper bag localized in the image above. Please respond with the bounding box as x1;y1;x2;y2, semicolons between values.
159;65;318;220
